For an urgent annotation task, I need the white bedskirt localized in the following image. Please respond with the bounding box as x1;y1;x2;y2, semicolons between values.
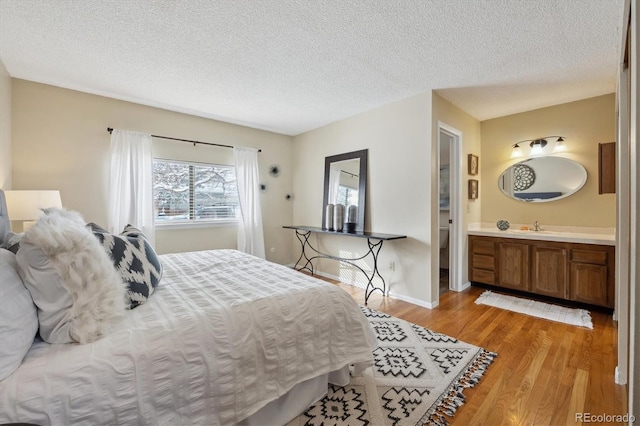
0;249;376;425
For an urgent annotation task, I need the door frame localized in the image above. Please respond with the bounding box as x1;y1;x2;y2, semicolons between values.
437;122;464;294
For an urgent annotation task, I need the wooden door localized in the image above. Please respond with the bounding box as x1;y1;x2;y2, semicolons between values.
497;242;529;291
531;246;568;299
598;142;616;194
570;263;608;306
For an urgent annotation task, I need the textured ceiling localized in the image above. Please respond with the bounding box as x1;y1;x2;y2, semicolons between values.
0;0;624;136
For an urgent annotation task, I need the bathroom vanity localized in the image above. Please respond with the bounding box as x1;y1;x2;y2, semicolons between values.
468;230;615;308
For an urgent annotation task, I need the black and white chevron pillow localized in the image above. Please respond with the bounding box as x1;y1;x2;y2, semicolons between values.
88;224;162;309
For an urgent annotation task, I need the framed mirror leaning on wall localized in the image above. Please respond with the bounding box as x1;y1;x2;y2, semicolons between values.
498;156;587;202
322;149;368;233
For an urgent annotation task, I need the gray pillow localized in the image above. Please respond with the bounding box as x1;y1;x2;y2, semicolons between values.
16;209;127;344
0;248;38;380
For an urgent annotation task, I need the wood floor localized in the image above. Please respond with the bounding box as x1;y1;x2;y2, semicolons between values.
330;279;628;425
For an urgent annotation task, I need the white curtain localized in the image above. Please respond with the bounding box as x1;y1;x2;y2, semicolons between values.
328;166;341;204
234;146;265;258
108;129;155;246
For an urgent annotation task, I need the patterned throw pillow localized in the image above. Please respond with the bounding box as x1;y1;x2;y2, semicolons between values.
88;223;162;309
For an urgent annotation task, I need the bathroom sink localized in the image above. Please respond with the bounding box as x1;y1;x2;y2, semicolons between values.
507;229;546;234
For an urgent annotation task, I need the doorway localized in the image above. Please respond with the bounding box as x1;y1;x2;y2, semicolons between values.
437;122;463;298
438;131;452;295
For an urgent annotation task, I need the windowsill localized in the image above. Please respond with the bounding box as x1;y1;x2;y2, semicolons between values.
155;220;239;230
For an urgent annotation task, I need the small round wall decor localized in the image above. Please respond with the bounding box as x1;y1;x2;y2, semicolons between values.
269;165;280;177
512;164;535;191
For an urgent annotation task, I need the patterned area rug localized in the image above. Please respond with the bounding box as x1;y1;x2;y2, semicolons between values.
287;306;497;426
475;290;593;329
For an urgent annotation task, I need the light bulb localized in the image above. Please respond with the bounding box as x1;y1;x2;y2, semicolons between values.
511;144;523;158
530;142;543;156
553;139;567;153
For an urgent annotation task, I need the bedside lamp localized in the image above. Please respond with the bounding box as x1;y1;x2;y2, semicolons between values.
5;190;62;232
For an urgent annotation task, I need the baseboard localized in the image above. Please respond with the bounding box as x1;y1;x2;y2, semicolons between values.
450;281;471;292
314;270;368;289
388;291;438;309
614;366;627;385
286;265;437;309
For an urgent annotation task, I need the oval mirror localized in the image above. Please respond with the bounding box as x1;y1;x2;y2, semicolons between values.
498;157;587;203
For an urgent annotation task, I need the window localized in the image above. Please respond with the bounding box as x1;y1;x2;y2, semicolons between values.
336;185;358;207
153;159;240;223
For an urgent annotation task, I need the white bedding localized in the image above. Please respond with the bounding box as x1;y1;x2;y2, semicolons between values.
0;249;377;425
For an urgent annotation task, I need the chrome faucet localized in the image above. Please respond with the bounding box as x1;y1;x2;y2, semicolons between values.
533;221;543;231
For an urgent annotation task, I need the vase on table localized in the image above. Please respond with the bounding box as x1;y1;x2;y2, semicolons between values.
324;204;334;230
333;204;344;232
346;205;357;233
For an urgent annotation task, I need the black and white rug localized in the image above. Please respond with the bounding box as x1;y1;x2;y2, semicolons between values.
287;306;497;426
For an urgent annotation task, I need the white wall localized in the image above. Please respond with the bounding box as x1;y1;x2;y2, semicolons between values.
11;79;294;264
0;60;10;189
292;93;435;306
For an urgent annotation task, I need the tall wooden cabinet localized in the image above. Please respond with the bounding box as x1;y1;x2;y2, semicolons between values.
469;235;614;308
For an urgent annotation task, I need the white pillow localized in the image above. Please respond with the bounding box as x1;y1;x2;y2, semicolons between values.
0;248;38;380
16;209;127;344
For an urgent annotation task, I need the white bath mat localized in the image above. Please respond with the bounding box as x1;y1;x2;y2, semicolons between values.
475;290;593;329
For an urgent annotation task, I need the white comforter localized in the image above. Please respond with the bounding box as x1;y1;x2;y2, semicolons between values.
0;250;377;425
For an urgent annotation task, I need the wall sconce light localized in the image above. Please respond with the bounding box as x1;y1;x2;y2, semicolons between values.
553;136;567;153
510;136;566;158
5;190;62;231
510;144;523;158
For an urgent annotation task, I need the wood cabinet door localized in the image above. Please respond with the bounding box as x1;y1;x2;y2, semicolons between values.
598;142;616;194
497;242;529;291
570;262;608;306
531;246;568;299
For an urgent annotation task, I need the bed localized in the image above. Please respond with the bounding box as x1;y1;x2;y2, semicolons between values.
0;190;377;425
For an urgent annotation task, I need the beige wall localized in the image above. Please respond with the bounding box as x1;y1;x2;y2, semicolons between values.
292;93;435;306
0;60;10;189
480;94;616;228
11;79;294;263
432;93;482;290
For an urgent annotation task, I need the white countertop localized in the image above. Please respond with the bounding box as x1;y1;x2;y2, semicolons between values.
467;224;615;246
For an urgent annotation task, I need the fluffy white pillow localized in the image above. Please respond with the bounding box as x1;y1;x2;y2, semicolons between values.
16;209;127;344
0;248;38;380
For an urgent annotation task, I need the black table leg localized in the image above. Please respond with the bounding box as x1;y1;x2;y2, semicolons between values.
363;239;386;304
290;231;390;305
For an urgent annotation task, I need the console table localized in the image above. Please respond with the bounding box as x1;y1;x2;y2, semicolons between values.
283;225;406;304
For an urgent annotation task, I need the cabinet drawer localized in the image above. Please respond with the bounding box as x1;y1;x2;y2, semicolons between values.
571;249;607;265
472;239;495;255
471;268;495;284
472;254;495;270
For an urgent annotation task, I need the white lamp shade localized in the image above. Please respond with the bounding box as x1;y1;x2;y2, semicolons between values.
530;143;544;156
5;190;62;221
510;145;523;158
553;140;568;152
